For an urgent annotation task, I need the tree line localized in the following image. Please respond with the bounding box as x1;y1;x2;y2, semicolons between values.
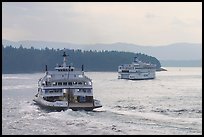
2;45;161;74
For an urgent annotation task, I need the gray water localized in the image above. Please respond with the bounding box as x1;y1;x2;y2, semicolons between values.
2;67;202;135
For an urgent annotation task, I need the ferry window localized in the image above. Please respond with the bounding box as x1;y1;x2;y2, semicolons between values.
78;96;86;103
78;82;82;85
84;82;87;85
45;90;48;94
68;82;72;85
49;90;54;93
58;82;62;86
73;82;77;85
63;82;67;85
53;82;56;86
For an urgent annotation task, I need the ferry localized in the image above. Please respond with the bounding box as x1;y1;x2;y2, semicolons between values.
33;51;102;111
118;57;156;80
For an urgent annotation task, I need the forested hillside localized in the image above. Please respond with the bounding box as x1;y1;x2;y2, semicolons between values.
2;45;161;74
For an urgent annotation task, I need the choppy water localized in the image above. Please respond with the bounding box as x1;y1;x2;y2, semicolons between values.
2;67;202;135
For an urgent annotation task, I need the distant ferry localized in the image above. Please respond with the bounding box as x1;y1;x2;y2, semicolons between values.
33;51;102;111
118;57;156;80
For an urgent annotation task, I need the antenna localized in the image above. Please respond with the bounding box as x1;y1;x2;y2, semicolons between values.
45;65;48;75
62;49;68;67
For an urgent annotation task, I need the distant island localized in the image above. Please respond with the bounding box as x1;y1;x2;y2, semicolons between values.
2;39;202;61
2;45;162;74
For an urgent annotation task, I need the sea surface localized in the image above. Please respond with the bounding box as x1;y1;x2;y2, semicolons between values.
2;67;202;135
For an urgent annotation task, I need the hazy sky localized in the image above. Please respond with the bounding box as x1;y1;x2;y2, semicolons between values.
2;2;202;46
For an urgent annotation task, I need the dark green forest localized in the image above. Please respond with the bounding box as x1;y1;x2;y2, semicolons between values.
2;45;161;74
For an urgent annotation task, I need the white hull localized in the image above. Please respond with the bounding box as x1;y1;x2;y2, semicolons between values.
33;96;68;110
118;72;155;80
33;96;102;111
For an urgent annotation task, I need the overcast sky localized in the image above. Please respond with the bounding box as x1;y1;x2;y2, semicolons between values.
2;2;202;46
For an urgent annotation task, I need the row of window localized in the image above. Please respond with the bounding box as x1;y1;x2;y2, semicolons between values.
57;69;74;72
42;81;91;86
53;81;90;86
45;90;62;94
43;89;91;94
77;89;91;93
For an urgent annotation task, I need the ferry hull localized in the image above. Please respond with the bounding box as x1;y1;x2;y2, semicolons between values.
33;97;68;111
70;100;102;111
70;106;102;111
33;97;102;111
33;102;68;111
118;72;155;80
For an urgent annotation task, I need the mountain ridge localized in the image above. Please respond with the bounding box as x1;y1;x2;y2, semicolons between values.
2;39;202;60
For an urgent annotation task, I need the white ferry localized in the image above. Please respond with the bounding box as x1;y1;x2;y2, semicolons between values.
118;57;156;80
33;51;102;111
